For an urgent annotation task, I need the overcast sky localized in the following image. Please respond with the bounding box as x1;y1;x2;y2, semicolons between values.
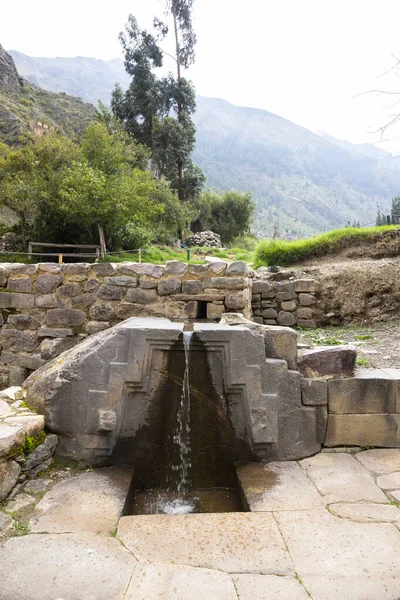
2;0;400;152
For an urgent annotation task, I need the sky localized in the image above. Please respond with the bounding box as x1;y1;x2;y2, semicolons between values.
2;0;400;153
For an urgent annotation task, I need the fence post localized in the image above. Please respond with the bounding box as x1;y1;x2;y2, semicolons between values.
28;242;32;259
58;253;63;264
138;249;142;263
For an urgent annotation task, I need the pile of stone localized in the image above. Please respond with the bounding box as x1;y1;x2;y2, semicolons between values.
0;386;57;501
185;231;222;248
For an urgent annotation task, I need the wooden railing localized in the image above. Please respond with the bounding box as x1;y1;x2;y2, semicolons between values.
27;242;103;263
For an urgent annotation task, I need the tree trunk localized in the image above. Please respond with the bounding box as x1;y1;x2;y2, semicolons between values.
98;223;106;259
172;9;185;204
20;213;27;251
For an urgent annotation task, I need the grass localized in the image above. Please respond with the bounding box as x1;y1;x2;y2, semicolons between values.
104;245;254;265
253;225;400;267
356;357;374;368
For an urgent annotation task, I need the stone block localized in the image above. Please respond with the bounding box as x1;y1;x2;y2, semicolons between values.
45;309;86;328
121;263;164;278
139;279;158;289
328;376;396;414
7;314;38;330
8;366;28;386
57;283;82;298
253;317;264;324
0;351;16;364
207;303;225;319
226;261;249;276
34;274;64;294
261;300;277;308
16;354;46;370
263;326;297;370
89;263;116;276
325;414;400;447
225;290;249;311
209;277;246;290
280;300;296;311
252;281;273;294
6;264;37;276
297;307;314;320
299;293;316;306
297;319;317;328
316;405;328;443
0;292;34;309
71;293;96;309
294;279;316;293
0;460;20;501
264;319;277;325
126;288;158;304
98;410;117;432
1;330;38;352
104;276;137;287
181;280;203;294
37;328;74;338
25;434;58;471
7;277;31;293
35;294;59;308
207;261;226;275
0;423;24;458
175;292;225;302
298;345;356;379
84;279;101;292
38;263;62;274
97;284;123;301
84;321;110;334
164;260;188;276
158;278;182;295
276;291;296;301
89;304;115;321
63;264;88;275
4;415;45;437
261;308;278;319
188;264;208;276
277;311;296;326
301;378;328;405
184;301;198;319
40;338;77;361
261;291;276;299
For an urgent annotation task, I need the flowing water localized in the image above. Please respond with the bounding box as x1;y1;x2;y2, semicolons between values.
171;331;192;495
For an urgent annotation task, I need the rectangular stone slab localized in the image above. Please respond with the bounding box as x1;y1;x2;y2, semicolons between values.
325;414;400;448
300;453;387;504
118;512;293;575
328;377;396;414
237;461;325;511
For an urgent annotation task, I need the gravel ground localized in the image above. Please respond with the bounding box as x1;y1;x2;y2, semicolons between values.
297;320;400;370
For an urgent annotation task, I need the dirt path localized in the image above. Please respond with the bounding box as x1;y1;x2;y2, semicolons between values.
298;320;400;370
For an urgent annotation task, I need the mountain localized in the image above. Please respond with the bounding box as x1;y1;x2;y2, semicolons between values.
9;51;130;107
0;45;95;146
6;50;400;235
192;97;400;235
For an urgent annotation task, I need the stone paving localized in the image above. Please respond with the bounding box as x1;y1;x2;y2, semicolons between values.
0;450;400;599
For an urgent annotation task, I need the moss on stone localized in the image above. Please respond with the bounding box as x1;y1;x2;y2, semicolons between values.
23;431;46;455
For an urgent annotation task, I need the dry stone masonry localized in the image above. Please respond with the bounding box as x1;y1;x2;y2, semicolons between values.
0;386;57;501
0;260;253;387
252;270;317;328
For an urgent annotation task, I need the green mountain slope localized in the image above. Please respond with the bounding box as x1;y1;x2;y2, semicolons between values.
0;45;95;145
192;97;400;236
7;50;400;236
9;51;130;107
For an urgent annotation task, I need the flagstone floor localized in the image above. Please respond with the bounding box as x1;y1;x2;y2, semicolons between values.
1;449;400;600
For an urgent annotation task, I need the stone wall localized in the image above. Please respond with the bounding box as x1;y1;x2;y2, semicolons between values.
251;272;317;328
0;260;252;387
0;387;58;501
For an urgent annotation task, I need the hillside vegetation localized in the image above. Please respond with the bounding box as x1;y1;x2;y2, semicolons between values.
0;45;95;145
254;226;400;267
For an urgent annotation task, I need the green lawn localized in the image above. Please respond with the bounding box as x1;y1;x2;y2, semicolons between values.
253;226;399;267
